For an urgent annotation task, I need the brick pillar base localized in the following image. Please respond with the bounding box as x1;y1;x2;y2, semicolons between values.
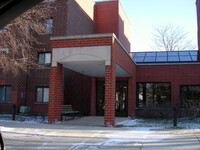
104;65;116;127
48;63;63;124
90;78;96;116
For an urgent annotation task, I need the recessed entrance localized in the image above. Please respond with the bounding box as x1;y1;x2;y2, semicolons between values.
96;80;128;117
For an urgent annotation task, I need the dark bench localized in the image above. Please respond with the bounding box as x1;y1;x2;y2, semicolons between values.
61;105;79;120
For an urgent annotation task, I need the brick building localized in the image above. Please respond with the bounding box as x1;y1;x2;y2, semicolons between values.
0;0;200;127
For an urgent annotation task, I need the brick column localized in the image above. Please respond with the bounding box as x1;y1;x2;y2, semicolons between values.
90;77;96;116
48;63;63;124
128;77;136;117
104;65;116;127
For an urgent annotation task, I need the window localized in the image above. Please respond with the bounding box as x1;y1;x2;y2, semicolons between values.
38;53;51;65
0;48;9;54
36;87;49;103
0;28;8;33
0;86;11;102
136;83;171;108
181;85;200;108
41;18;53;33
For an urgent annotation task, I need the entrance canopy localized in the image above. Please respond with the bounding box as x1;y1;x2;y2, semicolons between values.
52;46;130;77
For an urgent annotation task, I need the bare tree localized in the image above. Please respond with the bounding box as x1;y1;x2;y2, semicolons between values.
0;1;55;75
151;24;196;51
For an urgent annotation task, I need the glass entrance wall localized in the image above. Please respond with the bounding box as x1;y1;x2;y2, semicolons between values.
96;80;128;117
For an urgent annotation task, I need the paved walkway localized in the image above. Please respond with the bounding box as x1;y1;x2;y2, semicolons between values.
0;117;200;150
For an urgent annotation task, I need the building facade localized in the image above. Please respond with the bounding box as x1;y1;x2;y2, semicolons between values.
0;0;200;127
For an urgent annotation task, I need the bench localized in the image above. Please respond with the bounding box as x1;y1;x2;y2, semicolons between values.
18;106;30;116
61;105;79;120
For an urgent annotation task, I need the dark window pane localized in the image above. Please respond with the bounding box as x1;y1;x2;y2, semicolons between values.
154;83;171;107
134;57;144;62
146;83;153;107
0;87;4;101
144;56;156;62
5;86;11;101
181;86;200;108
36;88;43;102
135;53;146;57
179;56;192;61
156;56;167;62
179;51;189;56
146;52;156;57
168;56;179;62
39;54;45;64
157;52;167;57
168;51;178;56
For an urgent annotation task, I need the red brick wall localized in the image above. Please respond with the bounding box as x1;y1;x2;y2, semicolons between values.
112;38;136;117
136;64;200;107
95;1;119;37
66;0;94;35
63;68;91;116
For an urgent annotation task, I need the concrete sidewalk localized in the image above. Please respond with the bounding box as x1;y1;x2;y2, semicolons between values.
61;116;128;126
0;117;200;150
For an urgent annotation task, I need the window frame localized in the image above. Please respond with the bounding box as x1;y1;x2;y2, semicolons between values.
136;82;171;108
38;52;51;66
35;86;49;104
0;85;11;103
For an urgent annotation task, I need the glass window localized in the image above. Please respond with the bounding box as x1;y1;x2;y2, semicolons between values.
157;52;167;57
134;57;144;62
181;85;200;108
146;52;156;57
190;51;198;56
179;56;192;61
41;18;53;33
156;56;167;62
0;86;11;102
36;87;49;103
144;56;156;62
135;53;146;57
191;56;198;61
136;83;171;108
0;28;8;33
179;51;190;56
168;51;178;56
38;53;51;65
168;56;179;62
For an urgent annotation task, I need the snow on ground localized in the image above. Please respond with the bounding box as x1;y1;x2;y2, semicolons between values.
117;118;200;129
0;115;200;149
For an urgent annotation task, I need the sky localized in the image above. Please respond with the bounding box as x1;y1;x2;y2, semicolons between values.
94;0;198;52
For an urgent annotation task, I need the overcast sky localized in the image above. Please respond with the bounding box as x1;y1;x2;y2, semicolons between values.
94;0;198;52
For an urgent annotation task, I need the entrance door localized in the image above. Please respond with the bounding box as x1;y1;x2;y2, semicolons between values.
96;81;105;116
96;80;128;117
115;81;128;117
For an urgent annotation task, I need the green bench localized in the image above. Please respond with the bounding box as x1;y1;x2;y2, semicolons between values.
61;105;79;120
18;106;30;116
